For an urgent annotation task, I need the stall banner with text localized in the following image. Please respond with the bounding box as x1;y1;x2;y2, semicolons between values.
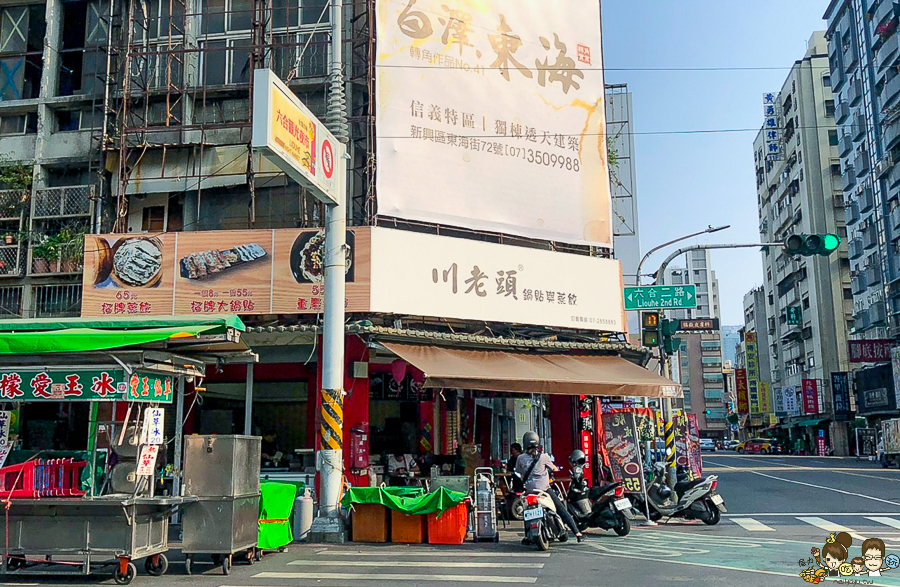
0;370;128;401
735;368;749;413
375;0;611;246
687;413;702;477
127;373;174;403
758;381;772;414
82;228;371;316
600;412;644;494
801;379;819;414
831;372;852;421
369;227;625;332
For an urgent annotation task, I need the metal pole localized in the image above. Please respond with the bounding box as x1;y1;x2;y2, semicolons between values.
635;225;729;284
173;378;185;497
244;364;254;435
317;0;348;520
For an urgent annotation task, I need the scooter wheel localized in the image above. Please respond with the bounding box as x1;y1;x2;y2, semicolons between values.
702;503;721;526
614;514;631;536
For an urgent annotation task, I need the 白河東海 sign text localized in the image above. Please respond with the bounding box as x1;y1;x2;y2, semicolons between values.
623;285;696;310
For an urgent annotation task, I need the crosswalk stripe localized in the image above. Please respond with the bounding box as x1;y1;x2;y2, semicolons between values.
289;560;545;569
252;572;538;583
865;516;900;530
796;517;866;540
730;517;775;532
315;550;551;558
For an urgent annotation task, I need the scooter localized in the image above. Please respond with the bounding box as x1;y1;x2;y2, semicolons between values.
565;456;633;536
522;489;568;551
632;462;726;525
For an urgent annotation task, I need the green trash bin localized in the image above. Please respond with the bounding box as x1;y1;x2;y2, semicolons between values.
258;481;299;550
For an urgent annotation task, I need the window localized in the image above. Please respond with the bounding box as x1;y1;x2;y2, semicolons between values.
141;206;165;231
0;113;35;135
56;109;100;132
844;287;853;300
838;226;848;239
829;130;839;146
823;75;831;87
702;357;722;366
700;341;721;349
0;5;45;101
825;100;835;117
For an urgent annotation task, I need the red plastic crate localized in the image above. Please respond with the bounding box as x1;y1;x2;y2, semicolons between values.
427;502;468;545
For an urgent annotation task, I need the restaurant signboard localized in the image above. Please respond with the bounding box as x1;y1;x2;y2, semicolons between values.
600;412;645;494
0;370;172;402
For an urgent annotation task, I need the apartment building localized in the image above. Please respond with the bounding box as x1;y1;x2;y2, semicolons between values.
754;32;851;454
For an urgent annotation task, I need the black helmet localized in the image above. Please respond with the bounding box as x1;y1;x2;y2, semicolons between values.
523;431;540;450
569;450;586;465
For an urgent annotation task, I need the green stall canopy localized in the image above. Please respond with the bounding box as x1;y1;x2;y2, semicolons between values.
341;486;467;517
0;315;245;333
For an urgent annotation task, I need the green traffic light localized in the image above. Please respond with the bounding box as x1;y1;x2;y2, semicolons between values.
784;233;842;257
820;233;841;255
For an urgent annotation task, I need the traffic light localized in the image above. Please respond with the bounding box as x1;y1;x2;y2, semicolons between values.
641;311;660;347
661;319;681;355
705;409;712;415
784;233;841;257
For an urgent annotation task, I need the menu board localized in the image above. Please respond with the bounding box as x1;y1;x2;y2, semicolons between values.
600;412;645;495
82;228;371;316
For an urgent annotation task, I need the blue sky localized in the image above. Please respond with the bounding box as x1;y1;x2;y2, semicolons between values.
602;1;830;325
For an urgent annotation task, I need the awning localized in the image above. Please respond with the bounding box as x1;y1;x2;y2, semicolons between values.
0;324;241;355
0;315;244;332
381;342;681;398
794;418;829;427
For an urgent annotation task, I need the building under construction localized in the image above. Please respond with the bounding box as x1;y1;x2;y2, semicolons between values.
0;0;374;318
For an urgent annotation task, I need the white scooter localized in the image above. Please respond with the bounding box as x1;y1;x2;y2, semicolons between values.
634;463;726;525
522;489;568;551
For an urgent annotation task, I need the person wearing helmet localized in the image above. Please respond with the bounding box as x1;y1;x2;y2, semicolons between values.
515;431;583;543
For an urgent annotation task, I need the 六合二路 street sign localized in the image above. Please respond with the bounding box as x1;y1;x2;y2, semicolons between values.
623;285;697;310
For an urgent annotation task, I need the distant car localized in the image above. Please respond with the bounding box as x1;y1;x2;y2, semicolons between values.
735;438;773;454
725;440;740;450
699;438;717;452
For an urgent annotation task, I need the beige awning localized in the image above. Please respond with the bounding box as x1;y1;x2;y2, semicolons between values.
381;342;682;398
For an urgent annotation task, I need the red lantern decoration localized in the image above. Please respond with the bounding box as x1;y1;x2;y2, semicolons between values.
391;360;407;384
410;367;425;384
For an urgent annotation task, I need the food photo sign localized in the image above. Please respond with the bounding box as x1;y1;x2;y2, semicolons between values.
82;228;370;316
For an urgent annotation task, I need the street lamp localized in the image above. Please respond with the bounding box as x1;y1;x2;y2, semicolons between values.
635;225;730;286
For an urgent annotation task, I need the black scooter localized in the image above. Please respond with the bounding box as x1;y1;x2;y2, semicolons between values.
565;451;633;536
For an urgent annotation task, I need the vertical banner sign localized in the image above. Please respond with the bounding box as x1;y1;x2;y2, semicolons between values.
758;382;771;414
686;413;702;477
763;92;784;162
831;372;851;421
856;428;877;457
892;347;900;409
745;332;760;413
802;379;819;414
137;445;160;476
0;411;11;446
782;386;799;416
817;435;827;457
748;380;760;414
578;395;593;483
600;412;645;494
735;369;749;413
375;0;612;246
773;386;785;416
141;408;165;445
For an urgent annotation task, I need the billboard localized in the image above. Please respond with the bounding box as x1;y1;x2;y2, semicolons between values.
251;69;343;205
368;228;625;332
375;0;611;246
735;368;749;413
81;228;371;316
802;379;819;414
849;339;893;363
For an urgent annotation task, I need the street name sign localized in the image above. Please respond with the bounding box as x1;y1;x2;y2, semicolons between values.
623;285;697;310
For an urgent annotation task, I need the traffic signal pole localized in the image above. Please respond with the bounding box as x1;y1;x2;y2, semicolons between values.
652;242;784;488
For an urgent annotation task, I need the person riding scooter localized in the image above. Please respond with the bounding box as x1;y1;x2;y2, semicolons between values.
515;431;583;543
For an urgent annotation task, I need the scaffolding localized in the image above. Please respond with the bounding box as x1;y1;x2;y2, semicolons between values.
94;0;373;233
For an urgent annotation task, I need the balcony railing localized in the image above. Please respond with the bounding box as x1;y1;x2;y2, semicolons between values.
29;283;81;318
878;32;900;70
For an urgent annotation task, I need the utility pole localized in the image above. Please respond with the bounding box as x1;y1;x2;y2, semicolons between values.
653;242;783;488
309;0;349;542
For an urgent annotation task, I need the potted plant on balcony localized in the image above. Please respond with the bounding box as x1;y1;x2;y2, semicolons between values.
56;226;85;273
31;233;58;274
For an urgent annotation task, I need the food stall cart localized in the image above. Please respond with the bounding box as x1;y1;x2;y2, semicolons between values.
0;316;256;584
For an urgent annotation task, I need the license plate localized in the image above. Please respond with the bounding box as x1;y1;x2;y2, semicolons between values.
614;498;632;511
523;507;544;521
710;494;724;505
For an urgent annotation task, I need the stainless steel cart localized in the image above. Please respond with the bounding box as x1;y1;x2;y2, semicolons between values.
473;468;499;542
182;435;261;575
0;495;190;584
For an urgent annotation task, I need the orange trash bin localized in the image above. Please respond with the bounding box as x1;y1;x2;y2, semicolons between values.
391;510;427;543
351;503;390;543
427;501;468;544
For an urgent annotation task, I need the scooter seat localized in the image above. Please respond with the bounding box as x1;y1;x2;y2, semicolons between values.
674;478;705;495
590;482;620;498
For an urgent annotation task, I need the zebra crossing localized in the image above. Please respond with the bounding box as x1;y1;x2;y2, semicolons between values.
229;546;549;586
726;514;900;539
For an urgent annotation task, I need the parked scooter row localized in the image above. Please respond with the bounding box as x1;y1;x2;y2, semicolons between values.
520;452;727;550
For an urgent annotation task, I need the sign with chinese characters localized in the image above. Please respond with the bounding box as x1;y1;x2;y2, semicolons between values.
831;372;852;421
786;306;801;325
773;386;785;416
578;395;593;478
623;285;696;310
782;386;799;416
673;411;701;478
0;370;128;401
893;347;900;409
375;0;611;246
735;368;749;413
748;379;760;414
802;379;819;414
758;382;772;414
137;445;160;476
763;92;783;162
599;412;644;495
817;436;827;457
0;411;11;446
141;408;165;445
745;332;760;381
849;339;893;363
369;227;625;331
81;228;371;317
677;318;719;331
127;373;174;404
251;69;344;205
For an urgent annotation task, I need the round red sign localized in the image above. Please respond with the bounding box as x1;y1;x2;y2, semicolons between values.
322;140;334;179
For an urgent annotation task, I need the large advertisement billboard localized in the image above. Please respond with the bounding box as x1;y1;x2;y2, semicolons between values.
375;0;611;246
